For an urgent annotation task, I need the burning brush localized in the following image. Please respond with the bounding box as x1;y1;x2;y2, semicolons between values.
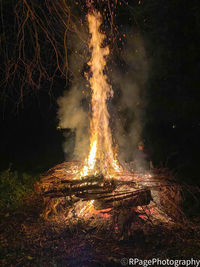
36;9;189;234
36;9;153;228
37;161;153;230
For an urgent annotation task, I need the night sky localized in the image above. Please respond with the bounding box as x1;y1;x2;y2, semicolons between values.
0;0;200;184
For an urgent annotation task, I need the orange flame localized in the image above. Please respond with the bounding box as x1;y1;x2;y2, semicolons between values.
81;10;121;178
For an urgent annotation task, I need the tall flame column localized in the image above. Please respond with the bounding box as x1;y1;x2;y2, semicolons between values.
81;11;120;177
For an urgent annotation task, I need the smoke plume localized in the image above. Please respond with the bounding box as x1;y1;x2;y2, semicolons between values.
110;31;148;165
57;26;148;166
57;25;90;160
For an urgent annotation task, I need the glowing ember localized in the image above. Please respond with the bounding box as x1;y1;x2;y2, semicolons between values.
80;10;121;178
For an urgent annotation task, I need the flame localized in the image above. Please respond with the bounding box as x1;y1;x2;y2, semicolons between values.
80;10;121;178
80;140;97;176
78;200;94;217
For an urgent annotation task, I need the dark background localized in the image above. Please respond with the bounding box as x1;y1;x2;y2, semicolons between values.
0;0;200;185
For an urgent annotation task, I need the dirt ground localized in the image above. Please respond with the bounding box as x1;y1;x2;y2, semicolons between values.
1;192;200;267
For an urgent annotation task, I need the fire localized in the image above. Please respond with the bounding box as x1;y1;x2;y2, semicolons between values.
80;10;121;178
39;9;170;228
78;200;94;217
80;140;97;176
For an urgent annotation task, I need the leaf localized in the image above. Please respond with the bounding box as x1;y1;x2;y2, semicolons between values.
27;256;34;260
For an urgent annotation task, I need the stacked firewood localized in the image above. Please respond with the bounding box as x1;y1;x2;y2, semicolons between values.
35;162;152;218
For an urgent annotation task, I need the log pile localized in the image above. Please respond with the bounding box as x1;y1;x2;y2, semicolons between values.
35;161;152;219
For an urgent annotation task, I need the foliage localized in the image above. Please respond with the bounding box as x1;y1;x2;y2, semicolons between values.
0;167;39;210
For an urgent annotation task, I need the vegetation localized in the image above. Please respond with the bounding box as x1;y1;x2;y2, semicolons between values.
0;167;40;210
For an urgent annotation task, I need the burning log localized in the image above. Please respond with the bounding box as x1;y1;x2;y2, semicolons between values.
93;189;152;210
36;161;152;220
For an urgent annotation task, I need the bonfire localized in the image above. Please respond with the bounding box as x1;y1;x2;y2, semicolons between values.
36;9;187;236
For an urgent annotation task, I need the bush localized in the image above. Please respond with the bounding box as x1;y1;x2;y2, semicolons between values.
0;167;39;210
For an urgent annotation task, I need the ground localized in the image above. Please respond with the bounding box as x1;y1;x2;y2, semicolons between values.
1;190;200;267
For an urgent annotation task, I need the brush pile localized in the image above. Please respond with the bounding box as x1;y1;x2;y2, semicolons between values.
35;161;152;221
35;161;200;239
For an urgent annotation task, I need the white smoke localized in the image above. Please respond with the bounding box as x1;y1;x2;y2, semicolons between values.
57;26;148;165
111;32;149;164
57;24;90;160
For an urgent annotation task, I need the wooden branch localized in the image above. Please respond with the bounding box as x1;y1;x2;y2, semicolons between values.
37;161;152;215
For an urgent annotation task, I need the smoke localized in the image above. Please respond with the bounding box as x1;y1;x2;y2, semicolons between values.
57;24;148;167
110;31;149;166
57;25;90;160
